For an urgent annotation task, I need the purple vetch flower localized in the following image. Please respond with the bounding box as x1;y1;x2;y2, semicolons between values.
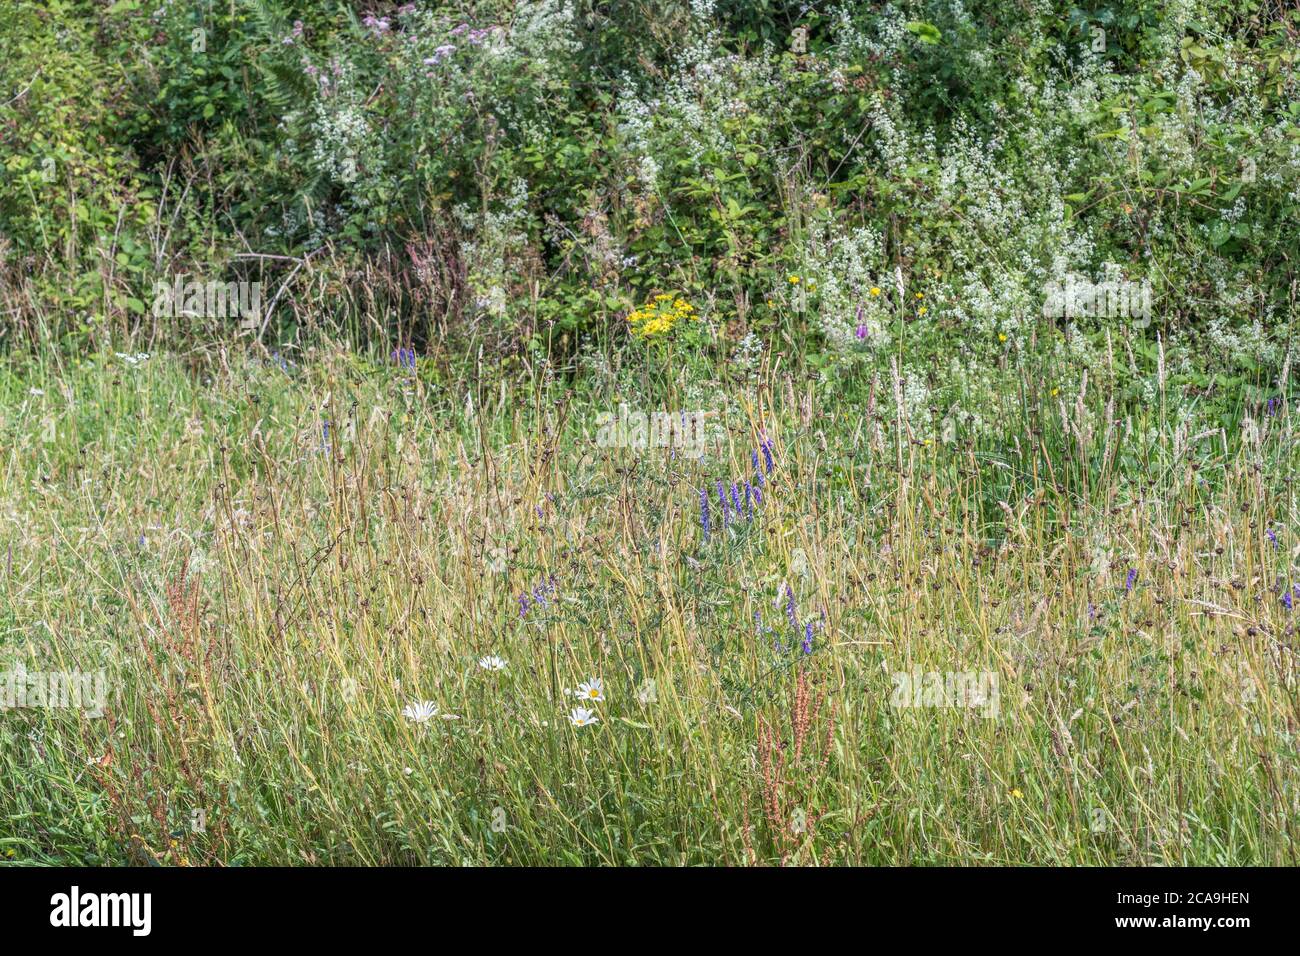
751;449;762;482
1125;568;1138;593
1283;583;1300;609
762;439;775;475
744;482;753;520
802;620;814;654
518;576;557;618
785;584;798;628
699;488;711;542
1266;527;1278;549
1088;602;1097;621
717;480;730;528
754;610;763;635
752;483;763;506
731;483;742;514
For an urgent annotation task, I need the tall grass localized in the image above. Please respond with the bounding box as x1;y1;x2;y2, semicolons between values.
0;343;1296;865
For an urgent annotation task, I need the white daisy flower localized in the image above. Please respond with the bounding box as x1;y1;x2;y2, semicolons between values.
573;677;605;703
478;655;508;671
568;707;599;727
402;701;459;724
402;700;440;724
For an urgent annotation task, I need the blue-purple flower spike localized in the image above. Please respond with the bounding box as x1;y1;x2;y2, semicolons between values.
700;488;711;542
802;620;814;654
762;439;775;475
785;584;797;628
1125;568;1138;593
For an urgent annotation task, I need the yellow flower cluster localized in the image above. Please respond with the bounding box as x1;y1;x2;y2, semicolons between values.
627;294;695;339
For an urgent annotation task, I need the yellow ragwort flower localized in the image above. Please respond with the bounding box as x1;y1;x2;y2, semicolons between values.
627;294;697;340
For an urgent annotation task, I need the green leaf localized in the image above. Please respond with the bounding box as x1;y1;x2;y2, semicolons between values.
905;21;942;44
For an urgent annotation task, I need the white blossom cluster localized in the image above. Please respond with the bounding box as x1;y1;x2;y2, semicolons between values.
455;178;532;319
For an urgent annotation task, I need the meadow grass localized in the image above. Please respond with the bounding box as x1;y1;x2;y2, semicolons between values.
0;345;1297;866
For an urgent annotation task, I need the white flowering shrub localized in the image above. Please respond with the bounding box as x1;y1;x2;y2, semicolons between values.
2;0;1296;420
787;219;892;353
